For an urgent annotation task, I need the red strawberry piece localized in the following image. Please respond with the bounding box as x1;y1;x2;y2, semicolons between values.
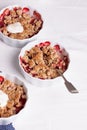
13;7;18;11
3;8;10;16
22;7;29;13
32;73;37;77
39;41;50;48
44;41;51;46
20;56;27;65
0;76;4;83
13;7;21;11
39;42;44;47
59;60;64;68
25;66;31;73
54;44;60;51
30;18;35;24
33;10;41;20
0;14;4;27
0;21;4;27
0;14;4;21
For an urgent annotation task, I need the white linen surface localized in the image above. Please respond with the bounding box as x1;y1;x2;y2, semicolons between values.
0;1;87;130
1;0;87;8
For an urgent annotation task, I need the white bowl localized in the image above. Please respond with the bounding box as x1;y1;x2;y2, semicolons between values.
19;40;70;87
0;5;43;48
0;72;28;125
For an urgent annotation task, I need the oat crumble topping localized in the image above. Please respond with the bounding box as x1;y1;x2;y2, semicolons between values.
20;41;69;79
0;76;27;118
0;6;43;40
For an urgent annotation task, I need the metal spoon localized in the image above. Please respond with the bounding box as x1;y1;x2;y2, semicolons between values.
58;70;79;93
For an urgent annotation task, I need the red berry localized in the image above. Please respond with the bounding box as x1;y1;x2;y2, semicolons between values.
33;10;41;20
39;42;44;47
32;73;37;77
25;66;31;73
20;57;27;65
13;7;18;11
0;14;4;27
30;18;35;24
3;8;10;16
13;7;21;11
22;7;29;13
0;21;4;27
54;44;60;51
39;41;50;48
44;41;51;46
0;76;4;83
0;14;4;21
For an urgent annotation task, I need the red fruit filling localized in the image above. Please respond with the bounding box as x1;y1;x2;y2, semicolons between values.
0;76;4;83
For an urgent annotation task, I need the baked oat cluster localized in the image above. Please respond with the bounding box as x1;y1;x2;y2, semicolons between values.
20;41;69;79
0;76;27;118
0;6;43;39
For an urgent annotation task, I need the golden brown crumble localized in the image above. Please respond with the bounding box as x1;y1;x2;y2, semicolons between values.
0;76;27;118
20;41;69;79
0;6;43;40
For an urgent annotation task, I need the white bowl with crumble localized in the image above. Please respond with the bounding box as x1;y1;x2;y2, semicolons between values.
0;72;28;125
0;5;43;48
19;40;70;87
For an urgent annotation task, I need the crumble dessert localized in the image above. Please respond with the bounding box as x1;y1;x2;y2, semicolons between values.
0;76;27;118
20;41;69;79
0;6;43;40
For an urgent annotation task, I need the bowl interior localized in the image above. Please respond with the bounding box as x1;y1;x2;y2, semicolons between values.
19;40;70;87
0;5;43;48
0;72;28;125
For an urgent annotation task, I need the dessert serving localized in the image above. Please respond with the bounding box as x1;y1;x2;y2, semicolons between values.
0;6;43;40
0;5;43;47
0;74;27;118
19;40;70;87
20;41;69;79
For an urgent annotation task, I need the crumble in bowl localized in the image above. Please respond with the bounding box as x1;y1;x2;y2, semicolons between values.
0;74;27;118
19;40;70;87
0;5;43;47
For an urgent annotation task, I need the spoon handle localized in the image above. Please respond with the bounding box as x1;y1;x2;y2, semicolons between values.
64;80;79;93
58;70;79;93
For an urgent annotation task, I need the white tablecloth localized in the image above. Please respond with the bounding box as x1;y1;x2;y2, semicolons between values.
1;0;87;8
0;1;87;130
